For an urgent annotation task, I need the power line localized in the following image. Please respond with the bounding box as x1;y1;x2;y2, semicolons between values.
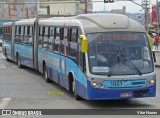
130;0;142;7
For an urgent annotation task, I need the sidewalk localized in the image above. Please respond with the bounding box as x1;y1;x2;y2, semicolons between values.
154;52;160;68
152;46;160;68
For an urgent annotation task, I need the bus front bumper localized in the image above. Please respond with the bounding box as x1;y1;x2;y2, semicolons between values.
86;81;156;100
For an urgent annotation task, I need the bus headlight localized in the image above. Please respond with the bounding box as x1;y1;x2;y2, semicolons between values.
150;80;155;85
147;80;155;86
92;82;97;87
91;82;103;88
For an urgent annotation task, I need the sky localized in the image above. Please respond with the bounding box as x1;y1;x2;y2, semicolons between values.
92;0;157;13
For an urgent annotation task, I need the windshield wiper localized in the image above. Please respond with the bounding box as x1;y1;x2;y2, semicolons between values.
108;47;143;77
123;58;142;76
108;49;121;77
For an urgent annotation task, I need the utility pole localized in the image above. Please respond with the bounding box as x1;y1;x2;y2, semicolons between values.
85;0;88;14
141;0;150;31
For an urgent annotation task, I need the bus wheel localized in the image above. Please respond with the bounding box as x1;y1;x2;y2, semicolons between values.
44;65;51;83
17;54;22;68
5;49;9;61
72;79;81;100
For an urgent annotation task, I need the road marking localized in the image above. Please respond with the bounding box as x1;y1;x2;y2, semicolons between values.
0;61;6;63
0;63;6;68
0;98;11;109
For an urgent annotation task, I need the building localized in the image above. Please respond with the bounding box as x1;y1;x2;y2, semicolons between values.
38;0;79;17
37;0;93;17
0;0;38;20
111;6;126;15
0;0;93;19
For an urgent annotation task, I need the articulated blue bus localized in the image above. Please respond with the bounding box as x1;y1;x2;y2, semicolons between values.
2;14;156;100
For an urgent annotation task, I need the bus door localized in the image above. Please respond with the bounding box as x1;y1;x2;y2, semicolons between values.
23;26;34;68
59;28;68;88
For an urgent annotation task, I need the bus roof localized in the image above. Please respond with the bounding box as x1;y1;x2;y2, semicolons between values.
76;14;145;33
3;22;13;26
39;14;145;33
15;18;37;26
4;14;145;33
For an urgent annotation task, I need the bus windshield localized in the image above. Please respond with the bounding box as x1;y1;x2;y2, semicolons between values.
87;32;154;76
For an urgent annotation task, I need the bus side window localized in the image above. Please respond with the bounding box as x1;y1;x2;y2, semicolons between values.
38;26;43;48
2;27;5;40
77;28;86;72
79;45;86;72
4;27;7;33
9;27;12;41
3;26;10;42
3;27;6;41
69;28;78;62
71;28;77;42
24;26;28;44
6;27;8;33
9;27;11;34
19;26;24;44
2;27;4;34
61;28;69;55
18;26;22;43
54;27;61;53
42;27;49;49
48;27;55;51
28;26;33;46
15;26;20;43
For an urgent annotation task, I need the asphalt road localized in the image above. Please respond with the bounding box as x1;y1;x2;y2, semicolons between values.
0;52;160;117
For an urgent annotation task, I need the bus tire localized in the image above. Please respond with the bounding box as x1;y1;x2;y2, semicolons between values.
17;54;22;68
5;49;9;62
43;65;51;83
72;77;81;100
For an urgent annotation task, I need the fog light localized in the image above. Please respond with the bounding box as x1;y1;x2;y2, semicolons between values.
150;80;155;85
98;84;102;87
92;82;97;87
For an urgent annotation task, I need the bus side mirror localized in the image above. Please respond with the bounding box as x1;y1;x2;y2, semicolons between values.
153;51;156;63
79;35;88;53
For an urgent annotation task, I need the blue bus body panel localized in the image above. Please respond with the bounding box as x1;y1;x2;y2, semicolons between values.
38;48;60;84
21;45;33;68
38;48;87;94
2;41;11;59
14;44;33;68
